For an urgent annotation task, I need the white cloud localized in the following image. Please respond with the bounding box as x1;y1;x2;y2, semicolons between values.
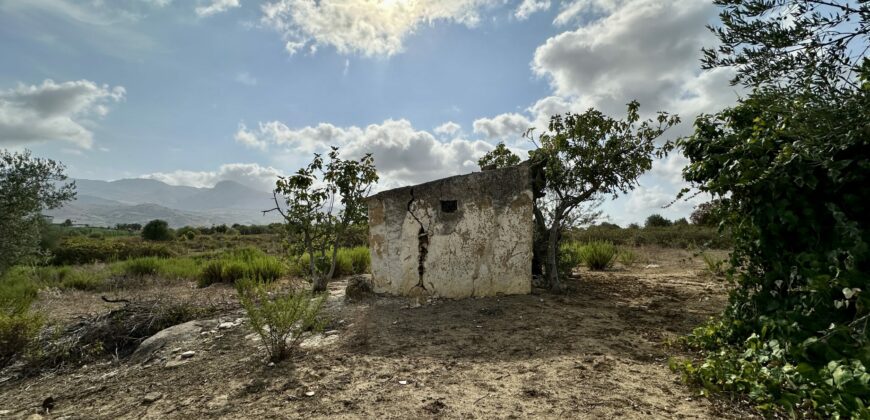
235;120;362;153
260;0;500;56
472;112;531;142
0;79;125;149
142;163;284;192
236;118;494;187
532;0;737;118
234;123;268;150
434;121;461;137
196;0;241;17
235;72;258;86
145;0;173;7
514;0;550;20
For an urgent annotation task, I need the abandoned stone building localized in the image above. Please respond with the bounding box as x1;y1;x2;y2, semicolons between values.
365;162;534;299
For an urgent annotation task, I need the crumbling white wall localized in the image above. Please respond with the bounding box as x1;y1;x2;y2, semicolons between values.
366;163;533;298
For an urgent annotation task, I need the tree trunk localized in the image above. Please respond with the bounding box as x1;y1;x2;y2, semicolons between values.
546;216;565;293
532;205;547;277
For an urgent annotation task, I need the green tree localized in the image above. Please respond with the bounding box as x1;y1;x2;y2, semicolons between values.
141;219;173;241
477;142;521;170
689;199;724;227
674;1;870;416
530;102;678;291
644;214;672;228
270;147;378;292
0;150;75;276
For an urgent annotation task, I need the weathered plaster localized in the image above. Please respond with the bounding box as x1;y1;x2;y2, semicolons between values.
366;163;533;298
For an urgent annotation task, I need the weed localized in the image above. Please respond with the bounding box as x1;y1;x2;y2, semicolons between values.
579;241;617;270
236;278;326;362
617;248;640;267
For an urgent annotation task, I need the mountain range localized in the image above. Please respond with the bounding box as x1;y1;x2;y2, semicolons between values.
46;178;284;227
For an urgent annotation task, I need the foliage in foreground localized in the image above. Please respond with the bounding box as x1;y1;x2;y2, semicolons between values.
236;278;326;362
0;271;42;369
671;1;869;416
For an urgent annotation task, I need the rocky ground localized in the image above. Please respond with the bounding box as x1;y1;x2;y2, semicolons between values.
0;247;756;419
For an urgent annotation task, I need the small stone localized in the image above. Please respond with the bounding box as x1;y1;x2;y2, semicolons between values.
218;322;234;330
268;362;275;367
142;392;163;404
164;360;187;368
180;351;195;359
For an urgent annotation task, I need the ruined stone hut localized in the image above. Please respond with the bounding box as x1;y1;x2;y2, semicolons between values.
365;162;534;299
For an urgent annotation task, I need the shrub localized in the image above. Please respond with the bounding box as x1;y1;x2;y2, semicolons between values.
52;237;174;265
124;257;161;277
578;241;617;270
236;278;326;362
617;248;639;267
198;261;225;287
0;269;43;369
645;214;672;228
567;224;732;249
197;248;284;287
557;241;584;276
0;310;42;369
290;247;371;278
142;219;172;241
58;270;105;291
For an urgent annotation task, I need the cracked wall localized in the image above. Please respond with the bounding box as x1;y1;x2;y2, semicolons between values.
366;163;533;298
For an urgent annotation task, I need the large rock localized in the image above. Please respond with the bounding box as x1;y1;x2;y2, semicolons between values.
130;319;218;363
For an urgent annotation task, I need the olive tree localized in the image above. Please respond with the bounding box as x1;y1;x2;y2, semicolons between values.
531;101;678;291
0;150;75;276
268;147;378;292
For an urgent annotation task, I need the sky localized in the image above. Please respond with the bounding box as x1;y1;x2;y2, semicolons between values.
0;0;743;225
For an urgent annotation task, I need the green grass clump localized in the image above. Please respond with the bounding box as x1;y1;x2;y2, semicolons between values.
617;248;640;267
198;247;285;287
579;241;617;270
289;247;371;278
29;266;108;291
123;257;161;277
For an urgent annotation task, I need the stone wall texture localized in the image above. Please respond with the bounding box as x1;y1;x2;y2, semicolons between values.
366;163;533;298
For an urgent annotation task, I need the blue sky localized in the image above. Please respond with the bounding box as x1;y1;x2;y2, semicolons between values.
0;0;741;225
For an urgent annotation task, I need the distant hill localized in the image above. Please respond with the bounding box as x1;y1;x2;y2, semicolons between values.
47;178;284;227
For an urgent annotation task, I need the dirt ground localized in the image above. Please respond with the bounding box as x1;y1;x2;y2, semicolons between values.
0;247;756;419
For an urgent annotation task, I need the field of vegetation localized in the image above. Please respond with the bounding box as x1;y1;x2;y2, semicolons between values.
0;222;748;418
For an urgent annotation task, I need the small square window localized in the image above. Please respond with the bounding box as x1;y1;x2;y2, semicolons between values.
440;200;458;213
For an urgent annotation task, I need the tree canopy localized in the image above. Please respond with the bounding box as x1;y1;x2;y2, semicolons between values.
531;101;678;291
271;147;378;292
0;150;75;276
